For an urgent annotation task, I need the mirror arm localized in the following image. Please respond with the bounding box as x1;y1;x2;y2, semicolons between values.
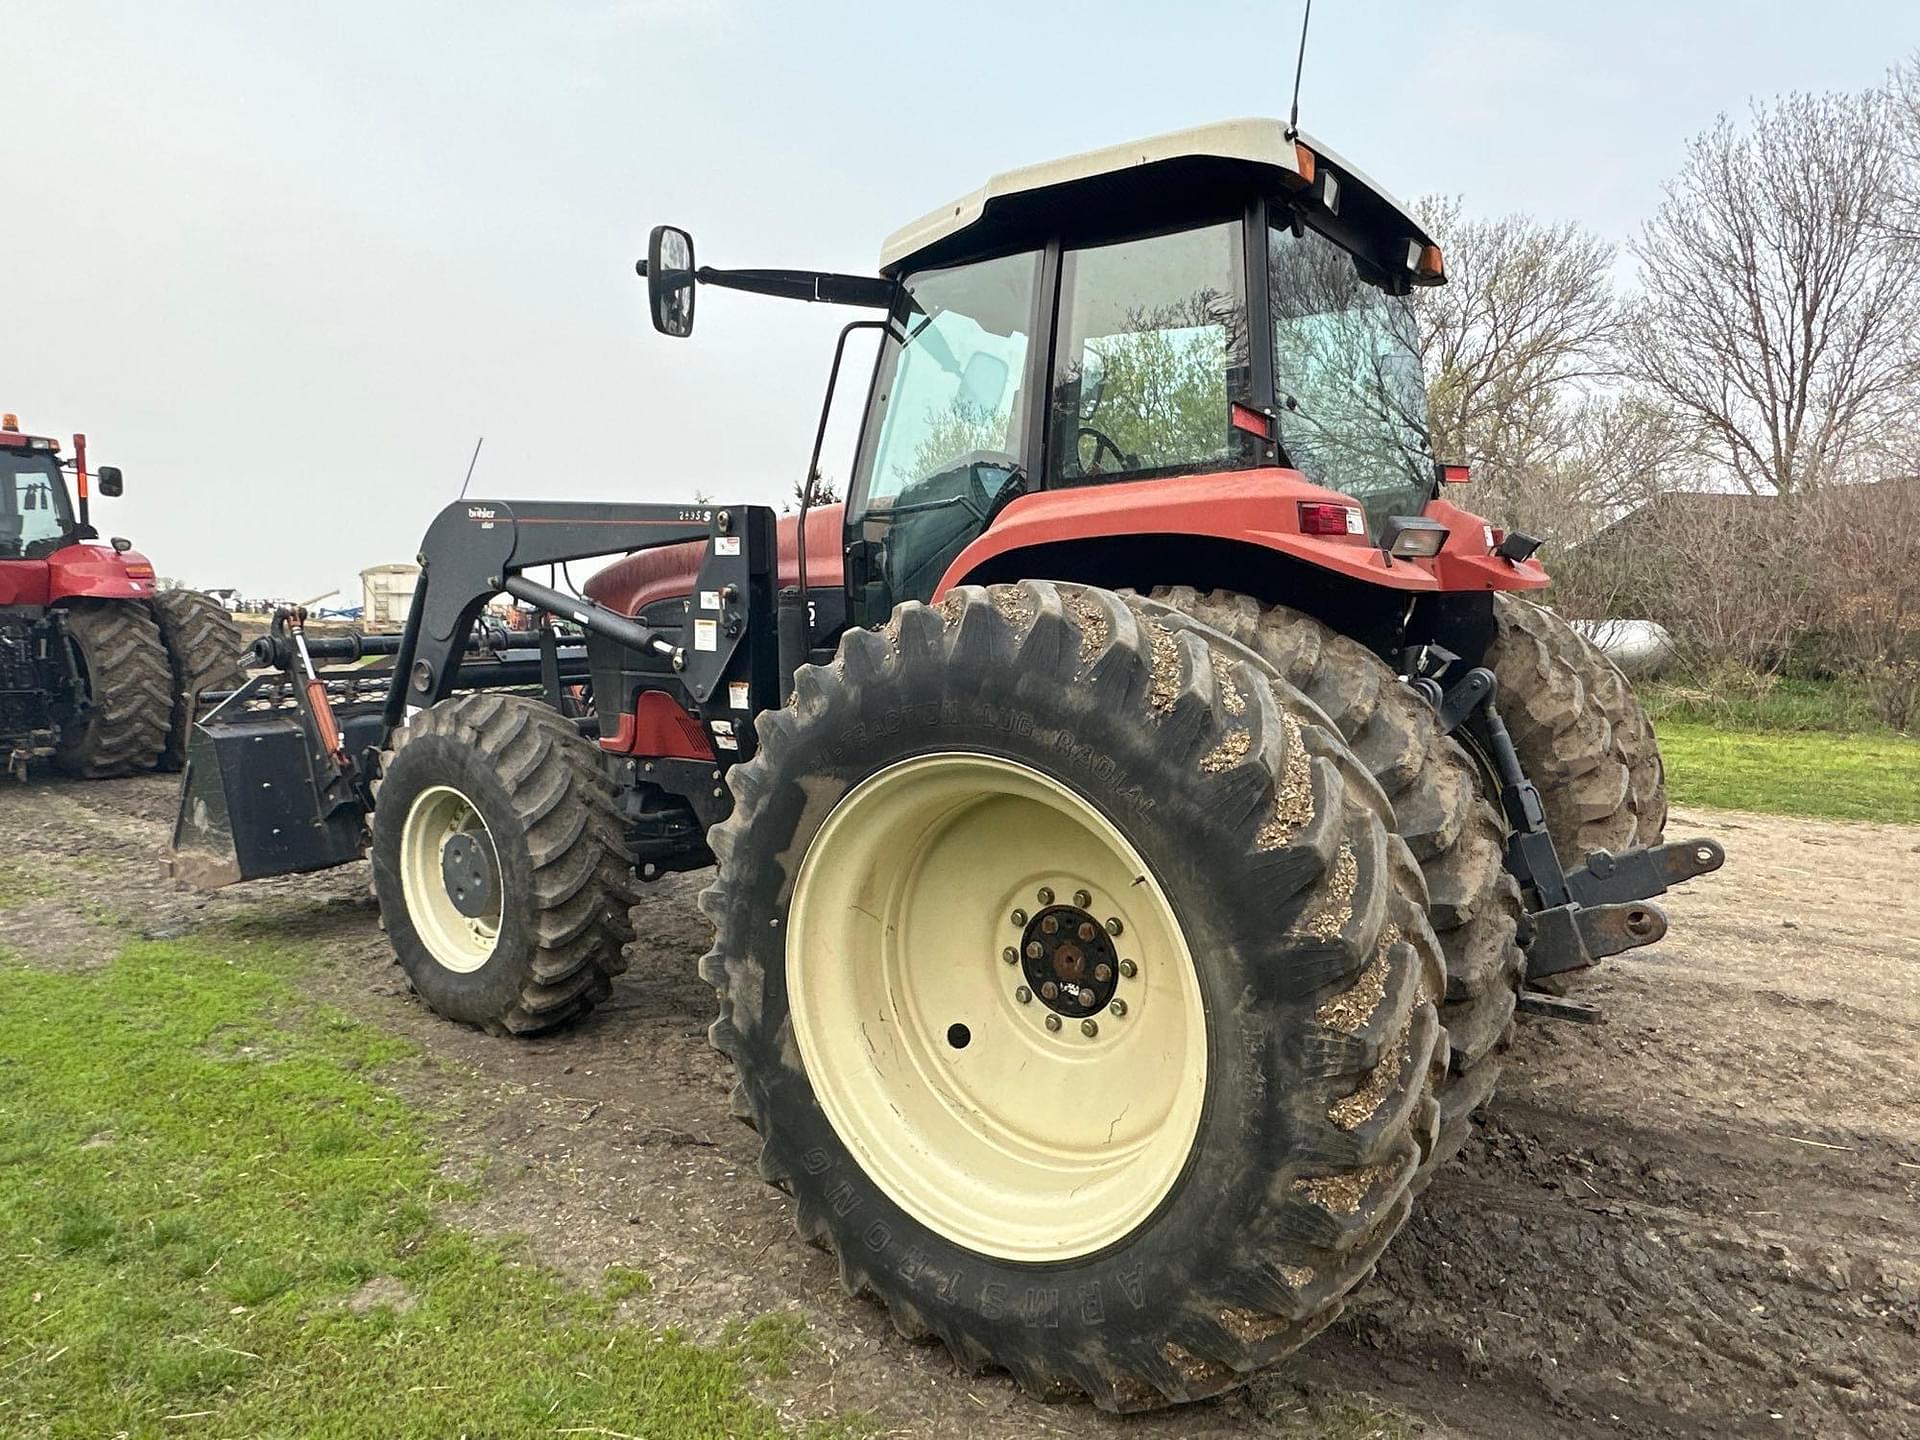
680;265;897;309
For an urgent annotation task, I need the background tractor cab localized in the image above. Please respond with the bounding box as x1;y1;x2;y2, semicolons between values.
0;413;149;609
600;118;1545;648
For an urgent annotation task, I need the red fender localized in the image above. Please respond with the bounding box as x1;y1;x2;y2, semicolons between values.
45;543;159;603
933;469;1547;597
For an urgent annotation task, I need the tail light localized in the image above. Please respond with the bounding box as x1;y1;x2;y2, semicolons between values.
1299;502;1363;537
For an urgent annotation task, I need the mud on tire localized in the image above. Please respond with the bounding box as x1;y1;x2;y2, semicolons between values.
1148;588;1524;1180
52;600;171;778
370;693;638;1035
150;588;247;772
701;582;1445;1411
1488;595;1667;862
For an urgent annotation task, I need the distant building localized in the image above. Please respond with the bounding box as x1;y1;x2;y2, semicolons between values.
360;563;420;631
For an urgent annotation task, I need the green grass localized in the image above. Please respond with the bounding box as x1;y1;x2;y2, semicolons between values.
1642;675;1893;734
0;933;846;1439
1656;721;1920;823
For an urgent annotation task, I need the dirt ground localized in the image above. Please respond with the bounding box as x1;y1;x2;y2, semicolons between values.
3;774;1917;1439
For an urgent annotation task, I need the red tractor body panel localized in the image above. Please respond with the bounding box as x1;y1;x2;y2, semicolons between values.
934;470;1549;598
0;559;51;607
44;542;159;604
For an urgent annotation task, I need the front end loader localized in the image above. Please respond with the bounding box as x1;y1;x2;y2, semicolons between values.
170;119;1722;1411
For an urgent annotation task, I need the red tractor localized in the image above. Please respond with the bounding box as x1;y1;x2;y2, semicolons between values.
175;121;1721;1409
1;414;243;778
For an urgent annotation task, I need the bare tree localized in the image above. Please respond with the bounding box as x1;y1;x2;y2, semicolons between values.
1628;89;1920;496
1885;51;1920;248
1412;199;1624;535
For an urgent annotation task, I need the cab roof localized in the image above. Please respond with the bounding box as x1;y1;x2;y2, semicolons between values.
879;117;1435;278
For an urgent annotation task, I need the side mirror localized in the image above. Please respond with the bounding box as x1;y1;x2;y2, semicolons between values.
647;225;697;337
97;465;124;497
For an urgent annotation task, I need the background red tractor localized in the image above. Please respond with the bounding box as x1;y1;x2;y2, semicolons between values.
0;414;243;778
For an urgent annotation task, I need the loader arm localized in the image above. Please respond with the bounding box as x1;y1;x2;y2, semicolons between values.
171;500;781;887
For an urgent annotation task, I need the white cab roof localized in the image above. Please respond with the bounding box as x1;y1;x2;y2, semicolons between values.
879;118;1422;272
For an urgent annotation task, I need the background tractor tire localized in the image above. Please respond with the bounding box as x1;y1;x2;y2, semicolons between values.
150;588;247;771
370;693;638;1035
702;581;1446;1411
51;600;171;778
1149;587;1524;1180
1487;594;1667;862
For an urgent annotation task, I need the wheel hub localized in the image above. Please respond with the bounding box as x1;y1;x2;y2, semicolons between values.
1020;904;1120;1017
440;830;497;918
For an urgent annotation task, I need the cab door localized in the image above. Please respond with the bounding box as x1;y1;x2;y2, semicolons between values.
843;249;1044;627
0;458;63;607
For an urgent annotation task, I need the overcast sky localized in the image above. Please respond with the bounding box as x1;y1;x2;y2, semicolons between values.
5;0;1913;602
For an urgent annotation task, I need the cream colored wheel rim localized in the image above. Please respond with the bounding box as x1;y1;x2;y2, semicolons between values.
398;783;502;974
787;753;1207;1262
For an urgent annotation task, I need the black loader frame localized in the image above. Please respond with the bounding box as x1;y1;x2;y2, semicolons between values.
172;499;784;886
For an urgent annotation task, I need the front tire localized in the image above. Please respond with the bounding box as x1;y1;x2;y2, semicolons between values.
702;583;1444;1410
52;601;171;778
370;693;638;1035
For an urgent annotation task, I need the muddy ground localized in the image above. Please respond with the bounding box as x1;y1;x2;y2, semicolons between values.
3;774;1917;1439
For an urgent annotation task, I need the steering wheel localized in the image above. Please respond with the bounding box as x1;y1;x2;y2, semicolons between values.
1076;425;1131;476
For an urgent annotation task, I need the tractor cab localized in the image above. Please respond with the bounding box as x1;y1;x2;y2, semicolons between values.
846;120;1444;623
635;120;1455;630
1;414;141;609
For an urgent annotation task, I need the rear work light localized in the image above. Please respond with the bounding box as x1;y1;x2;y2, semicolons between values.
1436;462;1471;485
1299;501;1364;537
1379;515;1449;559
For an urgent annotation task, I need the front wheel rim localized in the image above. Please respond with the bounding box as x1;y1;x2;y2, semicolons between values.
787;753;1208;1263
398;783;503;974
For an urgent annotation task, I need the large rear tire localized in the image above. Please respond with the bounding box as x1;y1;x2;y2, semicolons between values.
702;583;1445;1411
1148;588;1525;1180
150;589;247;771
51;601;171;778
370;693;638;1035
1487;595;1667;862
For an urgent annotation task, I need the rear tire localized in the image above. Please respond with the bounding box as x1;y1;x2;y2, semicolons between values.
1487;595;1666;862
52;601;171;778
703;583;1444;1411
150;589;246;771
370;693;638;1035
1148;588;1524;1180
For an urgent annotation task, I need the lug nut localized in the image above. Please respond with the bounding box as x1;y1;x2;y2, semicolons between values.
1105;916;1124;936
1015;985;1032;1004
1002;946;1018;965
1045;1014;1062;1032
1077;921;1095;941
1025;941;1043;960
1119;958;1137;978
1040;981;1058;1001
1036;886;1054;905
1041;915;1059;935
1011;908;1027;927
1073;889;1092;909
1109;998;1128;1018
1081;1019;1099;1038
1094;962;1112;983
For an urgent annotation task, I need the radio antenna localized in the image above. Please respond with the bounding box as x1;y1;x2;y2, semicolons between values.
1287;0;1313;140
456;435;485;500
